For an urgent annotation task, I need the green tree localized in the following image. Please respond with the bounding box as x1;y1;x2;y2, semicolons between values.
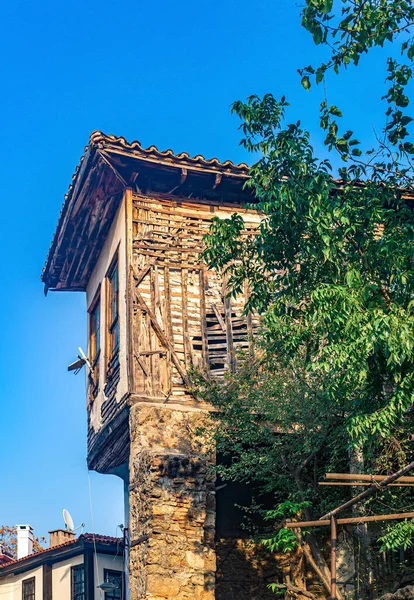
199;0;414;595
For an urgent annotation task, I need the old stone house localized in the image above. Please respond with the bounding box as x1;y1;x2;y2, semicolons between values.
42;131;278;600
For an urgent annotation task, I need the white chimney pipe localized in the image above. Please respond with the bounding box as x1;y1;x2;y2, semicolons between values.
16;525;34;559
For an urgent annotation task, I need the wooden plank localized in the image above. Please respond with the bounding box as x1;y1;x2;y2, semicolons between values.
319;482;414;487
326;473;414;483
134;354;149;377
181;268;192;368
223;275;236;373
199;268;209;370
133;258;157;286
133;285;191;388
145;309;153;396
321;459;414;520
134;282;145;391
125;188;135;394
163;266;173;396
151;266;162;395
244;279;253;341
285;512;414;529
211;304;226;332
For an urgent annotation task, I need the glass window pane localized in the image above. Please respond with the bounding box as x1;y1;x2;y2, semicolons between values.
107;257;120;360
72;566;85;600
94;303;100;356
22;578;35;600
104;570;122;600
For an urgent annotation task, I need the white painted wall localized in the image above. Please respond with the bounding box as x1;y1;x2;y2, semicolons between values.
0;552;124;600
94;553;124;600
52;553;83;599
0;565;42;600
86;196;128;434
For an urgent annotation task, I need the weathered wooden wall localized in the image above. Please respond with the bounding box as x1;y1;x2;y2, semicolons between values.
126;192;275;600
130;192;261;403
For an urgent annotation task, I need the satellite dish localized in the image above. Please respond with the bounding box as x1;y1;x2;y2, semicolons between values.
63;509;75;532
67;347;92;374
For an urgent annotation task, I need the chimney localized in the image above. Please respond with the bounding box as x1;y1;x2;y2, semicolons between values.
48;529;76;548
16;525;34;559
0;545;13;566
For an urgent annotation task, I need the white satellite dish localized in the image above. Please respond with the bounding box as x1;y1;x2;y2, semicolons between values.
63;509;75;532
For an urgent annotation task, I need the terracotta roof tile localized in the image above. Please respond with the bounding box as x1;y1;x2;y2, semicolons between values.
41;131;250;285
0;533;123;570
89;131;250;172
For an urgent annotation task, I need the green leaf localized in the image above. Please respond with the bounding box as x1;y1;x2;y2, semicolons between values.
301;75;311;90
321;0;333;14
329;106;343;117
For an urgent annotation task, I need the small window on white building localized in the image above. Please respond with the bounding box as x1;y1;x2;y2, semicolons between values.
104;569;122;600
106;254;120;365
71;565;85;600
22;577;35;600
88;290;101;398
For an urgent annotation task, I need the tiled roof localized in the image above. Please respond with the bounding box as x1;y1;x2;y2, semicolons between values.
89;130;250;172
41;131;250;284
80;533;122;545
0;533;123;570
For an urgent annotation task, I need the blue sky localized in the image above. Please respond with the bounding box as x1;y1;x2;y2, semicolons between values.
0;0;401;541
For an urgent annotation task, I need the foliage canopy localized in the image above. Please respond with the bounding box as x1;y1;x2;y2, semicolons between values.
197;0;414;592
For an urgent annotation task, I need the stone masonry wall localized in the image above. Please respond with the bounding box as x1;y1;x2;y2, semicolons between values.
128;404;215;600
216;538;282;600
128;403;328;600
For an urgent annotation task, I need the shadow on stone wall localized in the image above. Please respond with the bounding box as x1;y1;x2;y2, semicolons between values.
216;537;283;600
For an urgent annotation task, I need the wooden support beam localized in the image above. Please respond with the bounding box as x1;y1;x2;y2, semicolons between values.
97;150;128;186
319;482;414;487
326;473;414;483
181;268;192;368
285;511;414;529
211;303;226;332
330;516;337;600
43;564;52;600
133;284;191;388
199;268;209;370
223;276;235;373
132;259;157;287
84;549;94;600
320;460;414;520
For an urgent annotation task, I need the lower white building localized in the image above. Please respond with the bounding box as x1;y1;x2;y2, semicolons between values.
0;526;124;600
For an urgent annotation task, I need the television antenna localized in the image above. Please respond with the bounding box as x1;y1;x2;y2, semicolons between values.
68;347;92;375
62;509;85;533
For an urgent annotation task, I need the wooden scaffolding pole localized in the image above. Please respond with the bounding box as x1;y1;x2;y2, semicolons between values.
286;512;414;599
320;459;414;521
330;516;337;600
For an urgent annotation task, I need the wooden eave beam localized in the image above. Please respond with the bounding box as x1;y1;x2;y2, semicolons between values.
103;146;249;179
43;147;96;286
97;150;128;186
54;163;124;290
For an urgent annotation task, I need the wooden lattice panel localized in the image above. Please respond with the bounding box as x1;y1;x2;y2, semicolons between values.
131;193;261;404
